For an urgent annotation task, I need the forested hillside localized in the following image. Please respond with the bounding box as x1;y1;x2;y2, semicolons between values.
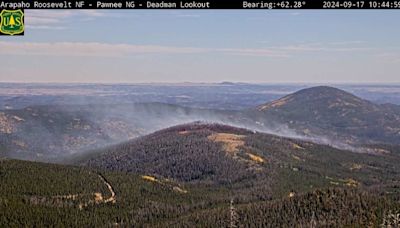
252;86;400;145
158;188;400;227
1;159;400;227
82;123;400;202
0;159;230;227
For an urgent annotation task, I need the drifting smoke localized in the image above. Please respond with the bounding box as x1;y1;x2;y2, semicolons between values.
64;102;372;156
1;83;383;162
1;100;374;163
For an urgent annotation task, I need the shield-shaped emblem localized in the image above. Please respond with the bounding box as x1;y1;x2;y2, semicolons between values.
0;9;24;35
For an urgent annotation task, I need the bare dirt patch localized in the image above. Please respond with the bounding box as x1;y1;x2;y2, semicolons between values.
178;130;191;135
207;133;246;154
292;143;305;150
142;175;188;194
246;153;265;163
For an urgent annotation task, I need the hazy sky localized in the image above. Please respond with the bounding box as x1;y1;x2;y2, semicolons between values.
0;10;399;83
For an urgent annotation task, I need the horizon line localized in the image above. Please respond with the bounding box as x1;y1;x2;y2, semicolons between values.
1;81;400;86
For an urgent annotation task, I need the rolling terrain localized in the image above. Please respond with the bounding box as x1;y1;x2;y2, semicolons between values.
2;83;400;226
2;86;400;162
0;103;212;161
0;105;141;161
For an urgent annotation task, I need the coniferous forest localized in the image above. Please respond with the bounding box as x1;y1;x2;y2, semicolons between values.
2;123;400;227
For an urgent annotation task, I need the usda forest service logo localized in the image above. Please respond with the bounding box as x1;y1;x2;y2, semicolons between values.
0;9;24;36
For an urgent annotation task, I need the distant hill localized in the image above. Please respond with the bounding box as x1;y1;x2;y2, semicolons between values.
251;86;400;145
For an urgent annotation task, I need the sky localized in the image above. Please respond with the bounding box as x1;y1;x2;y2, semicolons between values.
0;10;399;84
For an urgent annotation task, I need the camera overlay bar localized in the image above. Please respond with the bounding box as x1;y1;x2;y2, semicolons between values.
1;0;400;9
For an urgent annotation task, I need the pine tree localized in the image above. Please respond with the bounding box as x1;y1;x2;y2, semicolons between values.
9;15;15;28
230;199;239;228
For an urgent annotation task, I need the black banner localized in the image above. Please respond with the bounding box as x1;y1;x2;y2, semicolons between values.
1;0;400;9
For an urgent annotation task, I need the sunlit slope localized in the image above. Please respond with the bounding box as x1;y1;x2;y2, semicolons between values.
253;86;400;145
